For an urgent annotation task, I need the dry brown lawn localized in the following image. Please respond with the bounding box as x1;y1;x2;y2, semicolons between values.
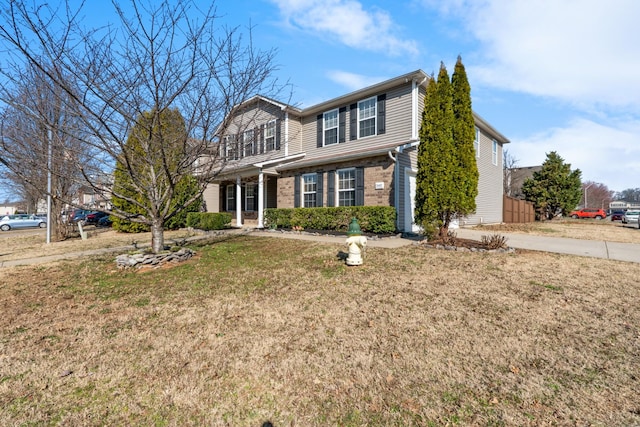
1;227;639;426
0;228;197;263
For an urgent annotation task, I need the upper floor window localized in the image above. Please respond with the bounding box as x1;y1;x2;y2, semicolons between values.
265;120;276;152
303;174;318;207
358;97;376;138
323;109;339;146
474;127;480;158
492;140;498;165
224;135;238;160
243;129;254;157
337;168;356;207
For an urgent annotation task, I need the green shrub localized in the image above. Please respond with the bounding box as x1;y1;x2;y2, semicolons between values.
186;212;231;230
264;206;396;234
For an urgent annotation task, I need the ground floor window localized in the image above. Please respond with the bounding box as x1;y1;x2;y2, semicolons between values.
303;174;318;207
245;184;256;211
337;168;356;206
226;184;235;210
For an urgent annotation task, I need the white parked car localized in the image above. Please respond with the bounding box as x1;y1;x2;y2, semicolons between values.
622;210;639;225
0;214;47;231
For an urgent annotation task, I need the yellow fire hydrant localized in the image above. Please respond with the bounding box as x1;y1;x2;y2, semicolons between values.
345;217;367;266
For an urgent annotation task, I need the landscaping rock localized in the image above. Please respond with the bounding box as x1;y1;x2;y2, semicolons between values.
116;248;195;268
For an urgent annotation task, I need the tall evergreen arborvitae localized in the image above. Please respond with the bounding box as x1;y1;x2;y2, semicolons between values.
111;108;202;234
451;56;478;215
416;58;479;239
415;63;457;238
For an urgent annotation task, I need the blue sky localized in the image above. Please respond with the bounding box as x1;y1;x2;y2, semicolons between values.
221;0;640;193
2;0;639;201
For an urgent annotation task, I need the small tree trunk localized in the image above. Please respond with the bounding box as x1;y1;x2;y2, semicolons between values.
439;213;451;239
151;218;165;253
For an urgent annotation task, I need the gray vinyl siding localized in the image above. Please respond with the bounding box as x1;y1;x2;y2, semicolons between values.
287;115;303;155
223;101;301;167
464;130;503;225
226;101;282;135
299;82;414;159
202;183;220;213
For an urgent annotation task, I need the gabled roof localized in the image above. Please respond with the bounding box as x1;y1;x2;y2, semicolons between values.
302;70;430;116
232;94;302;116
473;112;510;144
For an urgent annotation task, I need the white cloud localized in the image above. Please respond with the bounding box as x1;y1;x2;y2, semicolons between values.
510;117;640;192
428;0;640;111
269;0;418;56
326;70;387;91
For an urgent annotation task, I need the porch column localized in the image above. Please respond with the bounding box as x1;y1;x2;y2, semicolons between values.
257;170;265;228
235;176;242;227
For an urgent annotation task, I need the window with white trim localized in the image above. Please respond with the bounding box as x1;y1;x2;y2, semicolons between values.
243;129;254;157
337;168;356;207
474;127;480;158
226;185;235;211
323;109;339;145
492;140;498;165
225;135;239;160
358;97;376;138
265;120;276;152
245;184;255;211
303;174;317;207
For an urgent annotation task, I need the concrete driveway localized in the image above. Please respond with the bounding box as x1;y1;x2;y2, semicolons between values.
456;228;640;263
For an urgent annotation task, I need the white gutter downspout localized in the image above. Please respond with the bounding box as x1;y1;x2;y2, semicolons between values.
389;148;399;231
412;77;428;140
283;110;289;157
235;175;242;227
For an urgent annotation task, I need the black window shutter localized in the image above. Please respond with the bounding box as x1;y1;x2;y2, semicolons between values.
254;183;259;211
350;103;357;140
275;119;281;150
377;94;386;135
222;185;227;210
339;107;346;143
294;174;300;208
253;126;260;155
222;137;228;160
316;171;324;207
327;171;335;207
317;114;323;147
355;167;365;206
259;124;265;154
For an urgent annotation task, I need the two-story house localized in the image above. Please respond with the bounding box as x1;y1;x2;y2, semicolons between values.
202;69;510;232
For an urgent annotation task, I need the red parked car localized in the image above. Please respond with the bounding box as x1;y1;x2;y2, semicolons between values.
568;208;607;219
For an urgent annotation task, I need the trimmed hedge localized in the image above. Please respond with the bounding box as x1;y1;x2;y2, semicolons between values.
186;212;232;230
264;206;396;234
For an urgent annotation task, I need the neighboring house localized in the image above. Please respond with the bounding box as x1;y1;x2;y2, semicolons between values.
203;69;510;232
0;202;20;216
77;174;113;210
505;166;542;199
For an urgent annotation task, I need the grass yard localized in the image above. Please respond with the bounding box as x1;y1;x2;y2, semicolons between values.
1;234;639;426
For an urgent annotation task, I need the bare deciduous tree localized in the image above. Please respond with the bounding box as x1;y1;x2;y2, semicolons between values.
0;0;282;252
503;149;519;197
581;181;613;210
0;64;91;239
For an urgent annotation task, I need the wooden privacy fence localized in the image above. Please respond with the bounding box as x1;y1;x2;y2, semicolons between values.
503;195;535;223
